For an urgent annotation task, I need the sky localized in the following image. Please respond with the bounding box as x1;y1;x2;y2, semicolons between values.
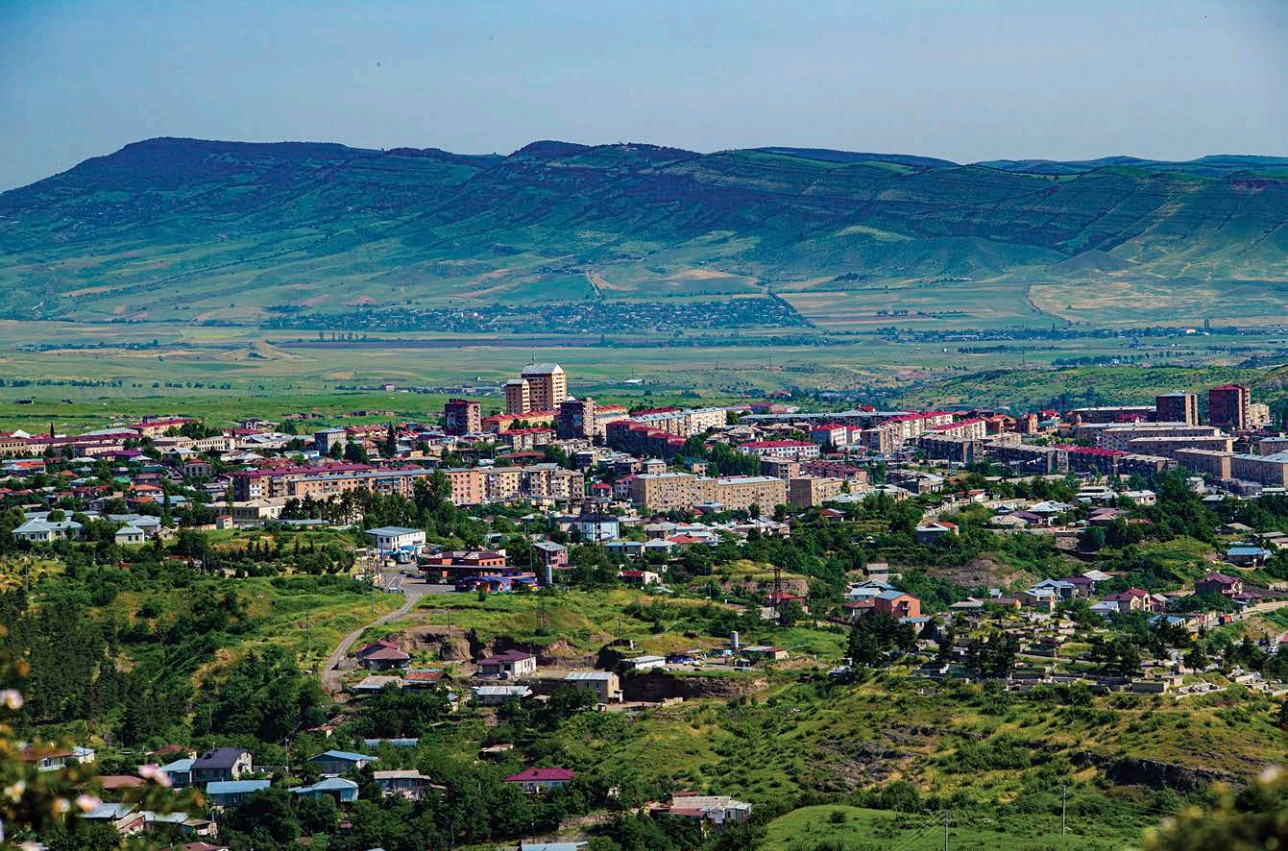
1;0;1286;190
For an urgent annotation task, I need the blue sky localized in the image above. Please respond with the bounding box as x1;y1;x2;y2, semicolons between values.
1;0;1285;189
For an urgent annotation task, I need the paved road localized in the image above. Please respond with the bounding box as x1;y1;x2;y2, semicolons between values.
319;574;447;697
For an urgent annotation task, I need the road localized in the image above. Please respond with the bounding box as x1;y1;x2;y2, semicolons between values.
319;573;453;697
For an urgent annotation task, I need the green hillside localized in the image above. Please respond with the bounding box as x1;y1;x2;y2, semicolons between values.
1;138;1287;328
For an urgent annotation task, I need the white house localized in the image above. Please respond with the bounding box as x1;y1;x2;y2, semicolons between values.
365;526;426;555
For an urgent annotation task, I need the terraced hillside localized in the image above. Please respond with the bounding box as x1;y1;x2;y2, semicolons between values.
1;138;1286;328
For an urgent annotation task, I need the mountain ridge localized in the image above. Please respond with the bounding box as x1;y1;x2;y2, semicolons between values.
1;137;1286;328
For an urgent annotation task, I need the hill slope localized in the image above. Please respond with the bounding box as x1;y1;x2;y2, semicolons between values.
1;138;1286;328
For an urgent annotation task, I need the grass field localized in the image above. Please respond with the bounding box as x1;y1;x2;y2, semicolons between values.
762;804;1134;850
1;318;1285;430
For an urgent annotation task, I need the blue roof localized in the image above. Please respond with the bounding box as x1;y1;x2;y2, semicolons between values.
876;590;910;600
1228;546;1269;555
207;780;271;795
312;749;377;763
160;758;194;772
292;778;359;793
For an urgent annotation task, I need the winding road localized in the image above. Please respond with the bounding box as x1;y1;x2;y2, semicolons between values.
320;574;449;697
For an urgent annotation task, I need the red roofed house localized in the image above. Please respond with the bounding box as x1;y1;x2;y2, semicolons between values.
504;767;576;793
1195;573;1244;598
356;639;411;671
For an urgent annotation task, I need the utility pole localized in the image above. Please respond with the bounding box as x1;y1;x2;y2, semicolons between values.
1061;784;1068;835
943;809;950;851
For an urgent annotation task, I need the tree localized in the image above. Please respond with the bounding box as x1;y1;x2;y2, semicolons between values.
294;793;338;834
847;614;915;666
225;788;300;844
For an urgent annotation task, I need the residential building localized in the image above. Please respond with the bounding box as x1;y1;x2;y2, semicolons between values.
477;649;538;677
443;399;482;435
205;780;271;808
504;767;575;793
663;794;753;828
557;397;597;439
564;671;623;703
1231;452;1288;487
787;476;848;508
374;770;435;800
1155;392;1199;425
1209;384;1251;431
504;379;532;415
290;778;359;803
365;526;426;555
190;748;252;785
472;685;533;705
873;591;921;620
520;363;567;412
310;750;378;777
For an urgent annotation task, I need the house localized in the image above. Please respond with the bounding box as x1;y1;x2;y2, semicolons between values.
12;517;83;543
914;521;958;545
290;777;359;803
1195;572;1244;598
534;540;568;569
477;649;538;678
400;669;445;689
618;569;662;586
356;638;411;671
96;775;146;796
205;780;271;808
82;802;147;836
1020;588;1058;613
564;671;623;703
740;645;789;662
504;767;576;793
114;525;146;546
352;675;402;695
191;748;252;784
310;750;378;777
1030;578;1077;601
663;794;753;828
374;769;436;800
472;685;533;706
365;525;426;555
873;591;921;620
18;745;75;772
1226;545;1271;567
158;758;195;787
1099;588;1154;614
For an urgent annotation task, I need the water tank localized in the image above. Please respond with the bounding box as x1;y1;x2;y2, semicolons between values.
730;630;740;650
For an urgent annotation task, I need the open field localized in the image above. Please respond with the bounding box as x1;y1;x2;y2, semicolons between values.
2;318;1287;430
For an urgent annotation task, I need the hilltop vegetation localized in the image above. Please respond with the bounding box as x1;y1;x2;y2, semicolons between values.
2;138;1287;328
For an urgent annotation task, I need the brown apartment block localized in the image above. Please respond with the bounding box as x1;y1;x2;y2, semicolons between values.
1155;392;1198;426
788;476;848;508
443;399;481;435
1209;384;1251;431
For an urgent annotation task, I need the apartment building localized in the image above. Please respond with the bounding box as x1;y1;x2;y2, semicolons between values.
1094;423;1222;452
1126;435;1233;460
518;363;567;413
1174;449;1233;480
504;379;531;415
557;398;596;440
633;407;728;437
1155;392;1199;426
788;476;848;508
630;472;786;512
1209;384;1251;431
443;465;585;506
443;399;482;436
736;440;820;461
1231;452;1288;487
